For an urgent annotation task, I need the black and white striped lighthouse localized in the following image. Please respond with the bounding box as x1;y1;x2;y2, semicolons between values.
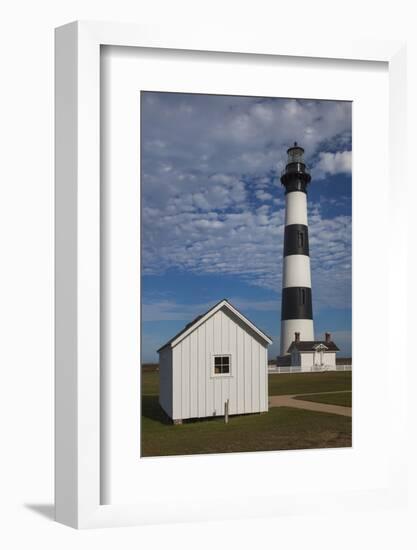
280;143;314;355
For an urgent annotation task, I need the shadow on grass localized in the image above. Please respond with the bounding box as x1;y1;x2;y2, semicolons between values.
142;394;263;426
141;395;172;424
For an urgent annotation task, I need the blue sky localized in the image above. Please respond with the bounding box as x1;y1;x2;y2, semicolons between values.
141;92;352;361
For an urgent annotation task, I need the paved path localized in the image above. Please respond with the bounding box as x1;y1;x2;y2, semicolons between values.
269;392;352;417
287;390;351;397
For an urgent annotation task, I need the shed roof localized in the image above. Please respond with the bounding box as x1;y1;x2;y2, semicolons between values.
157;299;272;352
287;340;340;353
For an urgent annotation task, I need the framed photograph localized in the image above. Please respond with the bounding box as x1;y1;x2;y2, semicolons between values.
139;91;352;457
55;21;407;528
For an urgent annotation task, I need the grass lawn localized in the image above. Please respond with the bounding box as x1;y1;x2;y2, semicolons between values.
142;395;351;457
293;391;352;407
141;369;352;457
141;369;352;398
268;371;351;396
141;369;159;395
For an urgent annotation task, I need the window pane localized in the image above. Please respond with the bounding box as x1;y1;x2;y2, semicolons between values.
214;355;230;374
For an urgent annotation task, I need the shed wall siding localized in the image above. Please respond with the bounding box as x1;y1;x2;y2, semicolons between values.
171;307;268;420
172;345;182;420
158;347;173;417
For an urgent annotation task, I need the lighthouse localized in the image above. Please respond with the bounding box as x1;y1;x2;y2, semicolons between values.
279;143;314;356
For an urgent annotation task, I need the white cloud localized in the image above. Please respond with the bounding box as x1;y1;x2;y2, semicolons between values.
142;297;280;323
313;150;352;179
142;94;352;187
141;93;352;312
255;190;273;201
142;195;351;312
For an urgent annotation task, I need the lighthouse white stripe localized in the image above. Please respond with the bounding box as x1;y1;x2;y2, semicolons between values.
280;319;314;356
283;255;312;288
285;191;308;226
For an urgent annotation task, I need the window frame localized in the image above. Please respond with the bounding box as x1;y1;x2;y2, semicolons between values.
212;353;232;377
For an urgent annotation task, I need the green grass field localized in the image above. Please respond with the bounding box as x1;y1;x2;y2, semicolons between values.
141;369;352;457
141;370;352;398
293;391;352;407
268;371;351;396
141;369;159;395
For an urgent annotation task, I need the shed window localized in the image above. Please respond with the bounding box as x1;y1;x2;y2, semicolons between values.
213;355;230;375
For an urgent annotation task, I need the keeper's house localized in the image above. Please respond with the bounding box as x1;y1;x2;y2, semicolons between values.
287;331;340;372
157;299;272;423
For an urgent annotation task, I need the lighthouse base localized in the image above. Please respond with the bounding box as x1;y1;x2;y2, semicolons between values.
280;319;314;356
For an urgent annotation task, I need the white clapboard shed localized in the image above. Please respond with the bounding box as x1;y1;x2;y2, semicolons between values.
157;299;272;423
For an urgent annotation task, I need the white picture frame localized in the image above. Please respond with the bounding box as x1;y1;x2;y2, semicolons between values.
55;21;407;529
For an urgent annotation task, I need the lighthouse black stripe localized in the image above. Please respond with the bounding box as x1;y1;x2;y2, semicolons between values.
281;178;309;194
283;224;309;256
281;287;313;320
